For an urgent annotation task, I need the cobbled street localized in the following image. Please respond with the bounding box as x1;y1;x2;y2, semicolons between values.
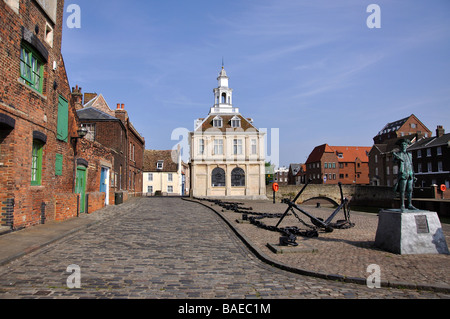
0;197;447;299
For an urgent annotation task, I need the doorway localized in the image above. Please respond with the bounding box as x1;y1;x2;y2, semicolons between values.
76;166;87;213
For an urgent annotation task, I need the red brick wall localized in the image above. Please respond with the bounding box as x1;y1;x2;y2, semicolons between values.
0;0;114;229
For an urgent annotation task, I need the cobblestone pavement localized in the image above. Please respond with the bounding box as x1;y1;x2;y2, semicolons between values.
0;197;448;299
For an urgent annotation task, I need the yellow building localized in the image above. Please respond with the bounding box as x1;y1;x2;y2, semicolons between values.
189;67;267;199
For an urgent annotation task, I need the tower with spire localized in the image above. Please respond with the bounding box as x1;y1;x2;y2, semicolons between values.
189;65;267;200
211;66;238;114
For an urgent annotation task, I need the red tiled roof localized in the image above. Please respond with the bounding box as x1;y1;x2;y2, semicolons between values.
306;144;334;163
306;144;370;163
332;146;371;162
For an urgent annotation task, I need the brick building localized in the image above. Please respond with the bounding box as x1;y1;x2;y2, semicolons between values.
373;114;431;144
287;163;302;185
274;166;288;186
0;0;113;231
369;114;431;186
305;144;371;185
408;126;450;189
75;92;145;201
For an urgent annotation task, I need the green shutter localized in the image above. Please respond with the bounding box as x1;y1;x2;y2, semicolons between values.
57;96;69;142
55;153;63;176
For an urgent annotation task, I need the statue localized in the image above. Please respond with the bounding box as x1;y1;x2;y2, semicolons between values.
393;139;418;211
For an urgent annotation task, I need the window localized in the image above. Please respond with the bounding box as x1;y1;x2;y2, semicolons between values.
231;168;245;187
251;139;257;155
324;163;328;169
417;150;422;158
427;162;432;172
157;161;164;170
20;44;44;93
168;173;173;182
213;116;223;128
148;173;153;182
231;116;241;128
438;161;443;172
31;140;44;185
437;147;442;156
199;139;205;155
147;186;153;194
233;139;243;155
212;167;225;187
167;186;173;193
418;163;422;173
427;148;431;157
82;123;95;141
214;139;223;155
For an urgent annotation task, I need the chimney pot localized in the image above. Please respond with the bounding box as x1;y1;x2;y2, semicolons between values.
121;104;125;110
436;125;445;137
117;103;120;109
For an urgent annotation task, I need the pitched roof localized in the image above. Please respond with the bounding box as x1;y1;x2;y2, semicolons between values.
77;107;119;121
306;144;371;163
143;150;179;172
408;133;450;150
289;163;302;175
306;144;334;163
83;94;115;117
332;146;371;162
195;114;258;133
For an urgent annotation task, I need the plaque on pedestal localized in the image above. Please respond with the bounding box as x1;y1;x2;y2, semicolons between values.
374;209;449;255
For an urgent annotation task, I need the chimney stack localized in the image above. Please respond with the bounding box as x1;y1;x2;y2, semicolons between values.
71;85;83;110
115;103;128;122
436;125;445;138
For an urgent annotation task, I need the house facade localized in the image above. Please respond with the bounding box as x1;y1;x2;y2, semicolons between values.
75;92;145;202
369;114;431;186
143;149;185;196
305;144;371;185
189;67;266;199
274;166;289;186
0;0;111;231
408;126;450;189
373;114;431;144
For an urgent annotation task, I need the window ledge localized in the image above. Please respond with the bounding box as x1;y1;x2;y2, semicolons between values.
17;78;47;100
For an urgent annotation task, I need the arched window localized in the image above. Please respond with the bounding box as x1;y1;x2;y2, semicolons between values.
212;167;226;187
231;167;245;187
221;93;227;104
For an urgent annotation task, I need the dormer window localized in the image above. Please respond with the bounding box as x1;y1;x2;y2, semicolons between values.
157;161;164;170
231;116;241;128
213;116;223;128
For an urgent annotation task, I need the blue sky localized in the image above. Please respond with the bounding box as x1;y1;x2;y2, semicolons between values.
61;0;450;167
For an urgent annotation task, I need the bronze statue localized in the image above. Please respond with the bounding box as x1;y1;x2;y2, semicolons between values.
393;139;418;211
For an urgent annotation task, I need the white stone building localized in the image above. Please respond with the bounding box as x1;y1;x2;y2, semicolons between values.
189;67;267;199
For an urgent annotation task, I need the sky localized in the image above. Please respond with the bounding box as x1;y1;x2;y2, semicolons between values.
61;0;450;168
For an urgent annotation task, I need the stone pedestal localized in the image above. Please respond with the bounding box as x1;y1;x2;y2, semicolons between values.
375;209;449;255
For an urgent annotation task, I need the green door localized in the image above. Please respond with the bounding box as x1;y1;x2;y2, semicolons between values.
76;166;87;213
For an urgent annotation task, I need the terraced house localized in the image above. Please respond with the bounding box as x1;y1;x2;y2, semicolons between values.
0;0;113;231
